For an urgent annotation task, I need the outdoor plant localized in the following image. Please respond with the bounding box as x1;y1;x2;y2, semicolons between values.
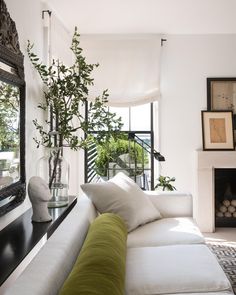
95;137;148;177
0;82;19;151
27;27;123;193
155;175;176;191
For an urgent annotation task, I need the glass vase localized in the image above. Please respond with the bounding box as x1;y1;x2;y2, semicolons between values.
37;147;69;208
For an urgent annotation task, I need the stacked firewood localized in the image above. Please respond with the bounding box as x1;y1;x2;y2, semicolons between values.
216;200;236;217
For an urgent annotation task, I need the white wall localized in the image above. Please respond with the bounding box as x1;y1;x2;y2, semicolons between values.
0;0;75;230
49;7;80;196
2;4;236;231
0;0;44;230
160;34;236;195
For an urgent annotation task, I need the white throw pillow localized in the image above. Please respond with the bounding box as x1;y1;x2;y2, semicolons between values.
81;172;162;232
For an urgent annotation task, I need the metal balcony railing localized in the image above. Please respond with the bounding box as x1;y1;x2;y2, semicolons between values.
84;131;165;190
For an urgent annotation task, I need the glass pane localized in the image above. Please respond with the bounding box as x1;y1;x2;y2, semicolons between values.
0;81;20;189
130;103;150;131
109;107;129;131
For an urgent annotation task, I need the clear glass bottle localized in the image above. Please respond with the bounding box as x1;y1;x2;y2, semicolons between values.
37;147;69;207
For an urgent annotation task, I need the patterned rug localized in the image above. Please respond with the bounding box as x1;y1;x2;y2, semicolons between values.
208;243;236;294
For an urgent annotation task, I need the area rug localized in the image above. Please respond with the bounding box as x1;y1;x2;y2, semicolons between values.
208;243;236;294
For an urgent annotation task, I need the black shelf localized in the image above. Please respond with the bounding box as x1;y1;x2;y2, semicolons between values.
0;196;77;285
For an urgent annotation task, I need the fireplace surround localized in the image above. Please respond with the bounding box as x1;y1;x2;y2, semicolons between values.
196;151;236;232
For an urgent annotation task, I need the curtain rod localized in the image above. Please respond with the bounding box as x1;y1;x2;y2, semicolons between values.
161;38;167;46
42;10;52;19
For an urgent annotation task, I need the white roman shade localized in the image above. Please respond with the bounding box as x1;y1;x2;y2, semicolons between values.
80;35;162;107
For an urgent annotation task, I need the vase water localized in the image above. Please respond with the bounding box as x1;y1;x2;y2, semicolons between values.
37;147;69;207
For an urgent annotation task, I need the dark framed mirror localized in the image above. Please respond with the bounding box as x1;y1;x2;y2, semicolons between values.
0;0;26;215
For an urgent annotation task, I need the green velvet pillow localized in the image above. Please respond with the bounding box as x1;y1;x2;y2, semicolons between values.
59;213;127;295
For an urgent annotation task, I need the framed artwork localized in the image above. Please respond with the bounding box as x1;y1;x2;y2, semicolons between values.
207;77;236;139
201;111;235;151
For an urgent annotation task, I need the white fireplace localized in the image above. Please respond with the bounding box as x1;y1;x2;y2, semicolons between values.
196;150;236;232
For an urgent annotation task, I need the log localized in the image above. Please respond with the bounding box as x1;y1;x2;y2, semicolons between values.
228;205;236;213
225;212;232;217
223;200;230;207
231;200;236;207
216;212;224;218
219;205;227;213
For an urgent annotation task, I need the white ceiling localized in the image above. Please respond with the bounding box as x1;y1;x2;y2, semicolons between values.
44;0;236;35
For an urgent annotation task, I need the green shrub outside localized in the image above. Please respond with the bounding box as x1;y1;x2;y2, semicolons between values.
95;138;148;177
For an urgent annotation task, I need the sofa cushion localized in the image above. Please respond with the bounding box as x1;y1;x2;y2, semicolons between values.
59;213;127;295
164;293;233;295
81;172;161;232
125;245;232;295
127;217;205;247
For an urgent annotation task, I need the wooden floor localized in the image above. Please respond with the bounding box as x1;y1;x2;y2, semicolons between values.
204;227;236;246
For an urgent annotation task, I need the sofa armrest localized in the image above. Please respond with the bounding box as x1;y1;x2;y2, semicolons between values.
5;196;97;295
145;191;192;218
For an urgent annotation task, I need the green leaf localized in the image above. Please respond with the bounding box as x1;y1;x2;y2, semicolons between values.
27;27;123;150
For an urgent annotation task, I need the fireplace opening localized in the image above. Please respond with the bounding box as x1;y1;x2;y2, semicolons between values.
215;168;236;227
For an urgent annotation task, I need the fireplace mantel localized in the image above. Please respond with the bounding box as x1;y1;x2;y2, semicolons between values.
196;150;236;232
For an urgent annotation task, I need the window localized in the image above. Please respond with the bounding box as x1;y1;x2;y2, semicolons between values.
85;102;157;190
109;103;151;132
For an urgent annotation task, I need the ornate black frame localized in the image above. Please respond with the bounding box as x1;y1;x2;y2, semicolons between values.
0;0;26;216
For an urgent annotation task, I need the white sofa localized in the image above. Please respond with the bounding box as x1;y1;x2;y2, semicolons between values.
6;191;233;295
